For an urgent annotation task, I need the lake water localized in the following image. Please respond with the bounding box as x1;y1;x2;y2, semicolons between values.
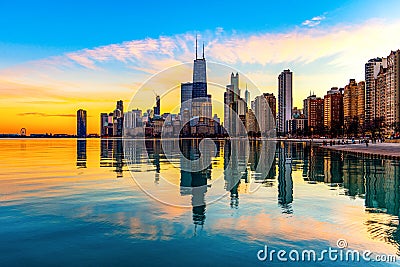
1;138;399;266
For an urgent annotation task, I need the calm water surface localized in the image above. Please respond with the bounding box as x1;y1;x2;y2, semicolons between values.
0;138;400;266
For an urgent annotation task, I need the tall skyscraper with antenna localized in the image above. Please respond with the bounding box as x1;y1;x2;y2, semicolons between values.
191;36;210;119
192;37;207;98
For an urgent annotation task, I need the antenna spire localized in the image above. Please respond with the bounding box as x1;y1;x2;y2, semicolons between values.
195;34;198;59
202;42;205;59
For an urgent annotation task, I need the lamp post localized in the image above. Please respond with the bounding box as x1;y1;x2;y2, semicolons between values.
341;125;344;139
311;127;314;143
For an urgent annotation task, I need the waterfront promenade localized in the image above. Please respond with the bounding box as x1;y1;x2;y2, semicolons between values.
322;142;400;159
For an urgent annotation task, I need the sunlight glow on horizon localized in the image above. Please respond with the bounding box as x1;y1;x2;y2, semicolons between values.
1;11;400;134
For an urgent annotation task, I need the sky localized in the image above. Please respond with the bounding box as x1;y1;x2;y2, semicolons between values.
1;0;400;134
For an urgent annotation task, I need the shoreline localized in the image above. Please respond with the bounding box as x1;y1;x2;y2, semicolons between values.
320;142;400;160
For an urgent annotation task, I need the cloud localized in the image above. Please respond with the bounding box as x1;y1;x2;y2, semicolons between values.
302;14;326;27
37;18;399;73
215;27;224;35
208;18;400;69
17;112;76;117
19;100;68;105
1;17;400;114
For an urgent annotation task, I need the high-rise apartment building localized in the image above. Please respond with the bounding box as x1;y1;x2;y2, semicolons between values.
386;50;400;133
253;93;276;136
375;66;387;125
323;88;343;135
264;93;277;121
305;95;324;133
365;58;387;126
343;79;365;132
246;109;258;134
365;49;400;135
278;69;293;135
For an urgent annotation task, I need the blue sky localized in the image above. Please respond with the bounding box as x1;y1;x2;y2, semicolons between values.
0;0;398;66
1;0;400;133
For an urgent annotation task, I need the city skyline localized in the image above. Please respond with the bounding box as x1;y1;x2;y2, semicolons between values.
1;1;400;134
3;43;399;138
2;2;400;265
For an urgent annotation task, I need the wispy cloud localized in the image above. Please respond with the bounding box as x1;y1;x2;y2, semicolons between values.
302;14;326;27
19;100;69;105
1;17;400;113
12;17;396;74
17;112;76;117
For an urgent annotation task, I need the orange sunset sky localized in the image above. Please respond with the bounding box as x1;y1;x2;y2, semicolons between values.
1;1;400;134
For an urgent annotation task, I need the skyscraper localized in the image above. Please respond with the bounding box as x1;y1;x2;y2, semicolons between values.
77;109;87;138
193;41;207;84
191;38;210;119
323;88;343;135
244;85;250;107
246;109;258;134
231;72;240;101
192;40;207;99
100;113;108;137
254;93;276;136
386;50;400;133
375;65;387;127
180;82;193;118
264;93;277;121
365;58;387;127
305;95;324;134
114;100;124;137
343;79;365;133
154;95;160;116
117;100;123;113
365;49;400;135
278;69;293;135
224;84;234;134
223;73;248;136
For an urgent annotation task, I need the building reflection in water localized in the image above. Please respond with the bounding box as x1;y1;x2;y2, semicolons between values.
135;139;214;231
122;138;400;247
76;140;87;168
144;140;162;184
249;140;277;186
303;144;400;250
100;139;125;178
223;139;277;209
277;142;293;214
223;140;243;209
179;139;214;231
